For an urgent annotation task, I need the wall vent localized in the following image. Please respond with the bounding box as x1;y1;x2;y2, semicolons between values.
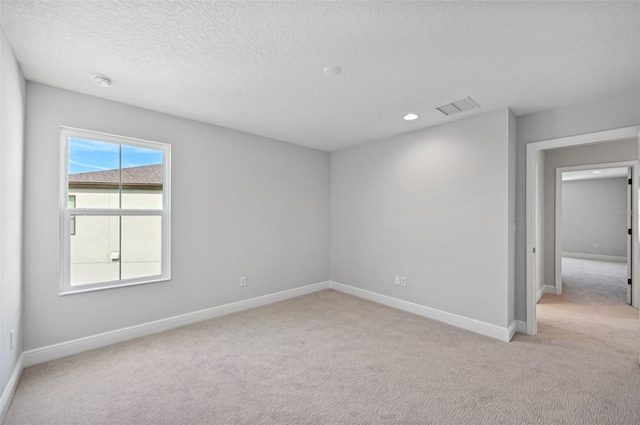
435;97;480;116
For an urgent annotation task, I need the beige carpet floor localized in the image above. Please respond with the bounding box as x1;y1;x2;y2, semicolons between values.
4;261;639;424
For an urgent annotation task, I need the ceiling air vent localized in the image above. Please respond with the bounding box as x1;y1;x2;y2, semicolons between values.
435;97;480;116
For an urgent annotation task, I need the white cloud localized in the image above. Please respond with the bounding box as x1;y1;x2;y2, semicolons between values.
69;160;110;171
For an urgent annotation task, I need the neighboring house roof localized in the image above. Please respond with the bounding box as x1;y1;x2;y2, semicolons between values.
69;164;163;189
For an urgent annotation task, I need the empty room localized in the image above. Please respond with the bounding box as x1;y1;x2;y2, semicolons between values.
1;1;639;424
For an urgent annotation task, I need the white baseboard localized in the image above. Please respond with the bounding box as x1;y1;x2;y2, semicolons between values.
507;321;518;341
562;252;626;263
0;353;23;421
537;284;556;302
508;321;528;340
507;320;528;340
329;281;513;342
536;285;544;302
23;281;330;367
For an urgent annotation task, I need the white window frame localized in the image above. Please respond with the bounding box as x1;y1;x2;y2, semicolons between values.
60;126;171;295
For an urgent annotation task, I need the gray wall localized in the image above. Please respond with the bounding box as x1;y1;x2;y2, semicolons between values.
562;177;627;258
23;83;330;350
543;140;636;285
0;28;25;395
515;86;640;320
331;109;513;328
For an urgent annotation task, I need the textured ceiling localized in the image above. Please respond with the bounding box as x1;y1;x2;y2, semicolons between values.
2;1;639;151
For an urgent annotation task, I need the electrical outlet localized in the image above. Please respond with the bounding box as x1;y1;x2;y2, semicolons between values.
240;276;247;287
400;276;407;287
593;243;598;249
394;275;400;285
9;329;15;351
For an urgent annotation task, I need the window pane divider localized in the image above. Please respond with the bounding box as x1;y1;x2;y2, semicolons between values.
67;209;165;216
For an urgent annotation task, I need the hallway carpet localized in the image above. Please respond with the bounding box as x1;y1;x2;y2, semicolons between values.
5;264;639;424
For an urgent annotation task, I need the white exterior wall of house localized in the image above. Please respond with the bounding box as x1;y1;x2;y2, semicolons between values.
71;188;163;209
69;188;162;286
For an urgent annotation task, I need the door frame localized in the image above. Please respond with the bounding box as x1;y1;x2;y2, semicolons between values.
526;125;640;336
554;161;637;297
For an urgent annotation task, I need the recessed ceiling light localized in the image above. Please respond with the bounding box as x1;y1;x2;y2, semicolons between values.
93;75;112;87
403;113;419;121
592;170;602;174
323;66;341;76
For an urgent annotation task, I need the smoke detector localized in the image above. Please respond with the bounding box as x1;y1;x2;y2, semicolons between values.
93;75;113;87
435;97;479;116
323;66;342;76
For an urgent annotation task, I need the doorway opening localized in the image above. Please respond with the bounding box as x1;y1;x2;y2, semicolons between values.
525;126;640;337
556;164;634;305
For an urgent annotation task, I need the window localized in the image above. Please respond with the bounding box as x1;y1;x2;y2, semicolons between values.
60;127;171;294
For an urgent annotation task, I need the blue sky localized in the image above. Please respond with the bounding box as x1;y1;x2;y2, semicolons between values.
68;138;163;174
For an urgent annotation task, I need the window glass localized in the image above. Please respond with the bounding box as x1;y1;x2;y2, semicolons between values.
121;216;162;280
70;215;120;286
68;138;121;209
68;195;76;235
121;144;164;209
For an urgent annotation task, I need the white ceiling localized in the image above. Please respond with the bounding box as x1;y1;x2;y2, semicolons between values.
2;1;639;152
562;167;629;182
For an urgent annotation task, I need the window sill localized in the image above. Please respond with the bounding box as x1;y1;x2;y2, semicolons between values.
59;275;171;296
